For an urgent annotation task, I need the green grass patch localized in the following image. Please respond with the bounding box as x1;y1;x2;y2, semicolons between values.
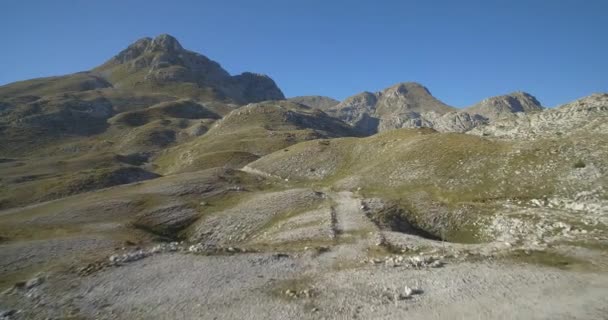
503;249;590;270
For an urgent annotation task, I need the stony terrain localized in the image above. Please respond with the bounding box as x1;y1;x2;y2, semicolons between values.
325;82;547;135
1;34;607;319
469;93;608;139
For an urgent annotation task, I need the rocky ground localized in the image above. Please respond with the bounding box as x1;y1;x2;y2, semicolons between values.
1;189;607;319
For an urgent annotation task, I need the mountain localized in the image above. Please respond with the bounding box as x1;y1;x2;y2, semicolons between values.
287;96;340;110
2;34;608;320
94;34;284;103
327;82;457;134
469;93;608;139
464;92;543;120
326;84;549;135
0;35;284;105
0;34;290;209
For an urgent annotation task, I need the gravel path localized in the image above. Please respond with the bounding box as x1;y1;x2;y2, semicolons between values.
331;191;378;235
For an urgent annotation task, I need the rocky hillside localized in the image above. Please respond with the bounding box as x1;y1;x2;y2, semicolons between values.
470;93;608;139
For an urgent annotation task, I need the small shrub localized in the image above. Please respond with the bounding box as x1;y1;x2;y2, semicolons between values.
573;160;586;168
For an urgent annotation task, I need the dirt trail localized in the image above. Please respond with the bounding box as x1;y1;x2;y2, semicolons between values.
315;191;380;263
330;191;378;235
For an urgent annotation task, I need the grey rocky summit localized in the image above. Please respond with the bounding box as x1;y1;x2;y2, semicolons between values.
96;34;284;104
327;83;549;135
464;91;543;121
327;82;472;134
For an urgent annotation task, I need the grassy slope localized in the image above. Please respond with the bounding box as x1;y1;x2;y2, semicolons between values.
0;77;239;209
0;73;112;98
0;168;272;286
153;101;358;174
247;128;608;242
0;152;160;210
0;168;267;241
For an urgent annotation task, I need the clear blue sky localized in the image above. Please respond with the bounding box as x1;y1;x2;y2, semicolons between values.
1;0;606;107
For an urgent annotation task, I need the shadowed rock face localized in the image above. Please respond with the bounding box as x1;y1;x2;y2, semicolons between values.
96;34;285;104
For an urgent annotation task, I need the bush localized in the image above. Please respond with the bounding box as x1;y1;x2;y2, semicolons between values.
573;160;586;168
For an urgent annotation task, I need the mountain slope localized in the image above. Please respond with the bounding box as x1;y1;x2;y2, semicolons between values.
153;100;358;174
0;34;283;157
0;34;289;209
287;96;340;110
246;121;608;241
0;72;112;98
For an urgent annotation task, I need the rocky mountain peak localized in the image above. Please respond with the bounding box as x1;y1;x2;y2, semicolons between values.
94;34;284;104
148;34;183;52
466;91;543;120
381;82;432;97
327;82;455;135
374;82;454;119
109;34;188;65
112;37;152;63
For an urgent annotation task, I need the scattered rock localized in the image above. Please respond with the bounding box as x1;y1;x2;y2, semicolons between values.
109;250;150;265
283;288;314;299
369;255;444;269
25;275;44;289
383;286;423;302
150;242;181;253
78;262;106;276
0;309;18;319
401;286;414;299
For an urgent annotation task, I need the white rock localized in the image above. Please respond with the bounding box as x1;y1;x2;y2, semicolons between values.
403;286;413;298
25;276;44;289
